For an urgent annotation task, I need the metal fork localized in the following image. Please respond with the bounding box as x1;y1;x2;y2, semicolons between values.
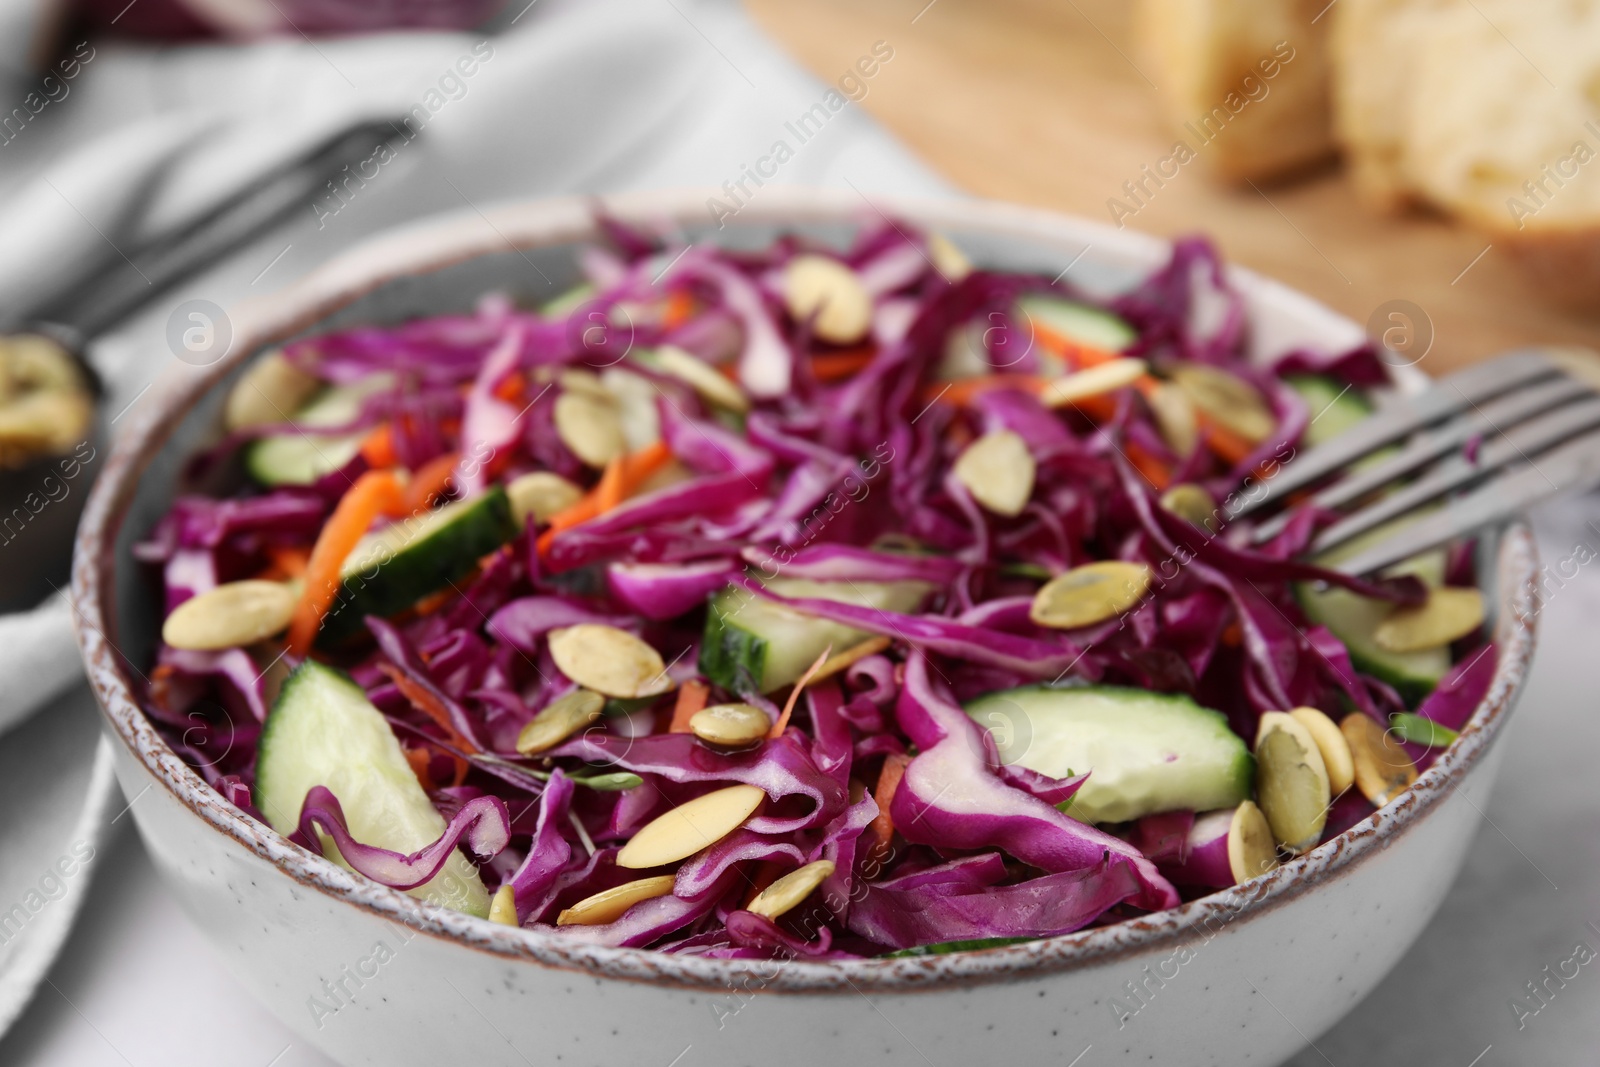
1228;347;1600;576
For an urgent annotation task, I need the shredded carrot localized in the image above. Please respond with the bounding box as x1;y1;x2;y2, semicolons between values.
662;289;696;330
492;373;526;404
1201;418;1255;466
404;451;459;514
669;679;709;734
380;663;471;785
537;441;675;556
865;751;912;866
286;469;406;656
593;455;627;513
1032;325;1124;370
769;646;832;739
413;588;455;617
359;424;397;468
267;544;310;578
1221;621;1243;647
811;347;876;382
1125;441;1173;491
403;746;436;792
923;374;1046;407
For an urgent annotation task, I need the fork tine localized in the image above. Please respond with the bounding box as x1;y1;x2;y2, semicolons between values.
1227;349;1561;519
1250;375;1592;542
1331;425;1600;575
1309;396;1600;555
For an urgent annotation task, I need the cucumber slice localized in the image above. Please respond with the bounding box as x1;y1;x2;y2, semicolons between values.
1286;374;1373;448
320;487;517;645
965;685;1253;824
1014;295;1137;353
700;578;930;694
883;937;1035;957
255;662;489;916
1296;519;1449;705
244;374;393;487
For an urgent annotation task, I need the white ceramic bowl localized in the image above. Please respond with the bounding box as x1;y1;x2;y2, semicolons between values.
72;189;1539;1067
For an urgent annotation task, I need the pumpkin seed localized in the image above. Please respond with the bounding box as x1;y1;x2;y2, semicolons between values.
0;334;84;395
162;580;298;651
1341;713;1419;806
809;635;893;684
782;254;872;345
557;368;612;399
616;784;766;869
1147;382;1199;457
506;471;584;527
953;428;1035;517
927;232;972;282
746;860;836;921
1373;587;1484;653
554;389;625;468
1029;561;1152;630
516;688;606;755
1289;706;1355;795
655;344;750;413
556;875;677;926
601;367;664;451
488;884;518;926
689;702;771;747
1159;483;1217;530
224;349;322;431
1226;800;1280;883
1389;712;1459;749
1039;358;1149;408
546;625;674;699
1255;713;1330;853
1170;363;1276;444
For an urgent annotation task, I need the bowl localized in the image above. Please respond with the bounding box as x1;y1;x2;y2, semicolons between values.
71;188;1539;1067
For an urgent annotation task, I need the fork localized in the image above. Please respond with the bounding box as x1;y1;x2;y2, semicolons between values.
1228;347;1600;576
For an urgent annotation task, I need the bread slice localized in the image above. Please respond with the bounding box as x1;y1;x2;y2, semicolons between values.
1329;0;1460;209
1134;0;1336;182
1396;0;1600;305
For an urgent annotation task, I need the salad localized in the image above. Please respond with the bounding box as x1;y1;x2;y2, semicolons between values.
138;217;1498;958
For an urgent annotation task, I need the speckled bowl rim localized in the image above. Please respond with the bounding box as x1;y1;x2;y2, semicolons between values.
71;187;1539;995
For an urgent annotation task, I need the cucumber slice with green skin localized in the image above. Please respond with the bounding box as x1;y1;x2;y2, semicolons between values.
1296;519;1449;705
542;282;596;317
1014;295;1137;353
255;661;490;916
699;578;931;694
883;937;1035;958
1286;375;1373;448
319;487;517;646
244;375;393;487
965;685;1253;824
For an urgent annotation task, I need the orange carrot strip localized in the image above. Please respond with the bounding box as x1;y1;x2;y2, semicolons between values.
403;746;436;792
866;751;912;865
769;646;832;740
537;442;675;556
811;347;876;382
924;374;1047;407
492;373;526;403
413;588;456;617
594;455;627;513
405;452;459;514
267;544;310;578
1221;621;1243;647
1125;441;1173;491
380;663;472;785
287;469;406;656
1032;325;1123;369
669;679;710;734
359;424;397;468
1201;418;1255;466
662;289;696;330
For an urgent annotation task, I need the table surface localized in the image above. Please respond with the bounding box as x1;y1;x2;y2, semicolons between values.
746;0;1600;375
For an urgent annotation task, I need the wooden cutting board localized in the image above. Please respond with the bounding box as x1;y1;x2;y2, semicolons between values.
747;0;1600;374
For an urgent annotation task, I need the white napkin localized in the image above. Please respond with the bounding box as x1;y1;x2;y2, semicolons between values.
0;0;952;733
